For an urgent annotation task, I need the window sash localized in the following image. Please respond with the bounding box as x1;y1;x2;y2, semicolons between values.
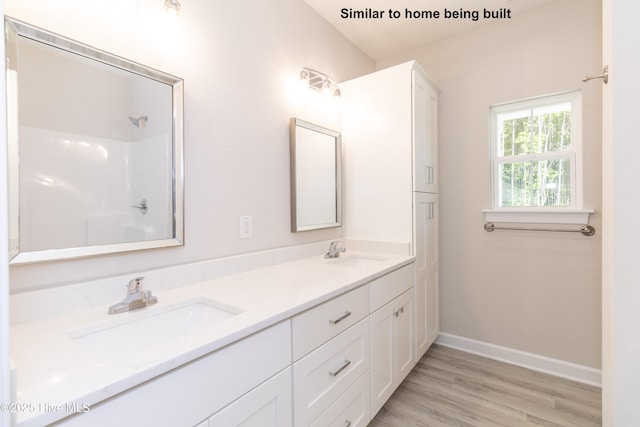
490;91;583;210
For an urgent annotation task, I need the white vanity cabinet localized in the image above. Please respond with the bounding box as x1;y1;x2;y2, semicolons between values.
54;322;292;427
38;261;420;427
368;266;416;417
292;285;371;426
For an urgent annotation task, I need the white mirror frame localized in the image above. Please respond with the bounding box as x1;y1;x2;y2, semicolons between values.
290;118;342;232
5;17;184;264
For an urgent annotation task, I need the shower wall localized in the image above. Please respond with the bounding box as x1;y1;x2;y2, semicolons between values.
18;127;171;250
16;34;173;251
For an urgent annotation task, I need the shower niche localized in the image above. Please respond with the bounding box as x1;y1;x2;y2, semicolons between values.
5;17;184;264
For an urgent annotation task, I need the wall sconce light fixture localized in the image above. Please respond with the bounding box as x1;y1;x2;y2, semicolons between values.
300;67;341;97
164;0;181;15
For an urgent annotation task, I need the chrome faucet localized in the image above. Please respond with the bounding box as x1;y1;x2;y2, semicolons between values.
325;240;346;259
107;277;158;314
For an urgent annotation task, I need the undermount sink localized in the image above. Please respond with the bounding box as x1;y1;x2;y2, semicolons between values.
327;254;389;268
67;297;243;363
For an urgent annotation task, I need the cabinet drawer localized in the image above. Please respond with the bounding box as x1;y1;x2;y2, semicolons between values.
310;372;371;427
369;263;414;313
293;319;370;427
292;284;369;360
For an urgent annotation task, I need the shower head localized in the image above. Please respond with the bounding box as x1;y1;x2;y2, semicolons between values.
128;115;148;128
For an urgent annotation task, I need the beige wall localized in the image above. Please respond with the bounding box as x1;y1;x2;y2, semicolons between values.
379;0;602;368
6;0;374;292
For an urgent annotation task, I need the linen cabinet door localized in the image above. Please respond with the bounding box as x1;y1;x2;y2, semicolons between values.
412;69;438;194
413;68;429;193
414;192;439;359
426;194;440;347
414;192;429;358
424;80;438;193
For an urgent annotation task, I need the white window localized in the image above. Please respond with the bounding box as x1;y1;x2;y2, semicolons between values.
486;91;590;224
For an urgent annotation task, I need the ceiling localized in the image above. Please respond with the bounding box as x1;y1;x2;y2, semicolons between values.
304;0;563;60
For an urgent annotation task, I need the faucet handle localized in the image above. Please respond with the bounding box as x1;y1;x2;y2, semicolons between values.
329;240;341;250
127;277;145;294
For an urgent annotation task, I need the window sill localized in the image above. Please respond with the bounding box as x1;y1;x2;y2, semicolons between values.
482;208;593;224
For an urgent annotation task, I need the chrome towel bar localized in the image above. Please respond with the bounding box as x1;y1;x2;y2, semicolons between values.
484;222;596;237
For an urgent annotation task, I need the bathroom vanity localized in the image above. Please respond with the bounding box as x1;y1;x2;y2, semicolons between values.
10;250;415;426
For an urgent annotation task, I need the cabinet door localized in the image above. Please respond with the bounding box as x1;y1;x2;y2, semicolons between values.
412;69;429;193
414;193;429;357
413;70;438;193
426;195;440;347
415;193;439;359
207;368;292;427
426;81;438;193
370;289;416;417
395;288;415;383
370;301;395;416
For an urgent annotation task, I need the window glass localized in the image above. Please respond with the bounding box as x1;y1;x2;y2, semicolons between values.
491;92;581;209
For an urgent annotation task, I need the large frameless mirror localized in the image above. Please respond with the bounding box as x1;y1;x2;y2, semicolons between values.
5;17;184;264
290;118;341;232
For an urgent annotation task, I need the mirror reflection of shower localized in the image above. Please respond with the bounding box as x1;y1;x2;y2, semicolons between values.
128;115;148;128
131;198;148;215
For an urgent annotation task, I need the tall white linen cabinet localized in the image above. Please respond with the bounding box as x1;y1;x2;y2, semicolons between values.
341;61;440;414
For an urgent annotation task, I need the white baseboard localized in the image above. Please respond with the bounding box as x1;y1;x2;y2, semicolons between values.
435;333;602;387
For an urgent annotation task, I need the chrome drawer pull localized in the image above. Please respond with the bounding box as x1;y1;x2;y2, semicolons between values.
344;420;352;427
329;359;351;377
393;307;404;317
329;310;352;325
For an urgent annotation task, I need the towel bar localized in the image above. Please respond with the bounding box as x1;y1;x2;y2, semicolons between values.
484;222;595;237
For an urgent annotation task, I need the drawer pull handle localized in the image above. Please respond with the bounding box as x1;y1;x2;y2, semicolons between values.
329;358;351;377
393;307;404;317
344;420;352;427
329;310;352;325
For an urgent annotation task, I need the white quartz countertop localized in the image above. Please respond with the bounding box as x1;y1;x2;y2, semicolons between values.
10;251;413;426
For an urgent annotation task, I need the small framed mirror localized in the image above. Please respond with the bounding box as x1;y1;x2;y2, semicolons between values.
290;118;341;232
5;17;184;264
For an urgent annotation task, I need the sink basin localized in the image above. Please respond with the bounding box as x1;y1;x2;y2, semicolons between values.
327;254;389;268
67;297;243;363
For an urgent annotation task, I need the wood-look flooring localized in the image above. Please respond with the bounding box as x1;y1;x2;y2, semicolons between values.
369;344;602;427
